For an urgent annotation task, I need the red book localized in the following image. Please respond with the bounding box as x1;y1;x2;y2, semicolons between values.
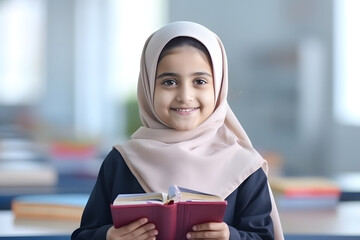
270;177;341;209
270;177;341;198
110;186;227;240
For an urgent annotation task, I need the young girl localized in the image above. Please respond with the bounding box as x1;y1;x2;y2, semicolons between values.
72;21;283;240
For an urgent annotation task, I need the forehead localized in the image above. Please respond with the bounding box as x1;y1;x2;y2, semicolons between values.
157;46;212;70
158;36;211;62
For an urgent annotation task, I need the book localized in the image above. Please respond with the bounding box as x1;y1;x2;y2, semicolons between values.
11;194;89;221
334;172;360;201
270;177;341;209
110;185;227;240
0;159;58;187
0;137;58;187
50;140;101;176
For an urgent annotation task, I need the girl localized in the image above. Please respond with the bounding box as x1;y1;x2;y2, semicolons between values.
72;21;283;240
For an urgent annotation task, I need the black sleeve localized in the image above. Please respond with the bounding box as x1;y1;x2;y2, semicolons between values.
71;148;144;240
72;150;274;240
227;168;274;240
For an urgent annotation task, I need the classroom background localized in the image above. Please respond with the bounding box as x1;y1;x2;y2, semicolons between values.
1;0;360;238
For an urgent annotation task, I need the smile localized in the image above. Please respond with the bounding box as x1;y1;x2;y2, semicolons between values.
172;108;199;112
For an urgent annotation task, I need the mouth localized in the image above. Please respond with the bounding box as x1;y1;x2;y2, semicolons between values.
171;107;199;112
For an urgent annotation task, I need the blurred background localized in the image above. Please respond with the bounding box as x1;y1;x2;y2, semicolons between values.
0;0;360;190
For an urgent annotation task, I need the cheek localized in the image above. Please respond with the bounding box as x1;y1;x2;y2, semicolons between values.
153;96;161;116
153;90;168;114
202;91;216;111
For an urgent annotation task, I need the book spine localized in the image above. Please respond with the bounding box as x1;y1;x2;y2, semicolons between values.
275;195;339;209
111;204;177;240
154;204;177;240
283;188;340;198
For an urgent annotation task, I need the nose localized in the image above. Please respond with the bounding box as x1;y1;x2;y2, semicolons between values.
176;83;194;102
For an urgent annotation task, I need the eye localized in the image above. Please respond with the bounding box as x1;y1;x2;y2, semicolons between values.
194;79;208;85
161;79;177;86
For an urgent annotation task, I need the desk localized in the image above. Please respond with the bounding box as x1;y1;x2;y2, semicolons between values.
1;202;360;239
0;211;78;237
279;201;360;235
0;174;96;210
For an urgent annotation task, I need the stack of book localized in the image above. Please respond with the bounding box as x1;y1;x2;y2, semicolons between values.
50;140;101;176
0;138;58;187
12;193;89;221
270;177;341;209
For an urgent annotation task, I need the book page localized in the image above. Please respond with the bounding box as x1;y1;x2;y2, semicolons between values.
113;200;166;205
178;187;224;202
113;192;168;205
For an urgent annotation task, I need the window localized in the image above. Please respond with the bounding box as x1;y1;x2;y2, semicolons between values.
73;0;167;139
0;0;45;105
334;0;360;125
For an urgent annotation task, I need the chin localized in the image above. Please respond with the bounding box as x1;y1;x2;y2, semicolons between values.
172;125;197;131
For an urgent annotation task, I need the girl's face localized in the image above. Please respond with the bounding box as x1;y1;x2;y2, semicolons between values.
154;46;215;131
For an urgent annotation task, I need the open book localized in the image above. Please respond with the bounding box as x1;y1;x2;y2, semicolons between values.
110;185;227;240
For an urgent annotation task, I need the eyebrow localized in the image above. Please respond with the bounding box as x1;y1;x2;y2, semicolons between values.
156;72;212;79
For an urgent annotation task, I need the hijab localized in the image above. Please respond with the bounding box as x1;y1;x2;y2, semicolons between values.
115;21;283;239
115;21;265;198
115;21;265;197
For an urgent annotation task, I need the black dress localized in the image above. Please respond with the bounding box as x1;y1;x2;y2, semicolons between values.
71;148;274;240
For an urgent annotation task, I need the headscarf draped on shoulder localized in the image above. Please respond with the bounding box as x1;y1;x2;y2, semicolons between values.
115;21;265;198
115;22;283;239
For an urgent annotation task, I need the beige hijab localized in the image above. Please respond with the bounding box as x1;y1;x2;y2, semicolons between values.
115;21;283;239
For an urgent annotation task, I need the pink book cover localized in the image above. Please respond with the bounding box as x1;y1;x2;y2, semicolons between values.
110;201;227;240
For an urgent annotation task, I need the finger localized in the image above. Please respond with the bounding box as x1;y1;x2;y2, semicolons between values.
123;223;157;239
187;230;229;240
187;222;229;240
192;222;226;231
115;218;149;235
186;230;219;239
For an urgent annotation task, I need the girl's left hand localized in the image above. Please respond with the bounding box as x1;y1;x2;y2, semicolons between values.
186;222;230;240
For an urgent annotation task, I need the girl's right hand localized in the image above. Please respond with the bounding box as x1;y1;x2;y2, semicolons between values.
106;218;158;240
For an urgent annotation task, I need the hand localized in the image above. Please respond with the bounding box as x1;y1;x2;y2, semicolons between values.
106;218;158;240
186;222;229;240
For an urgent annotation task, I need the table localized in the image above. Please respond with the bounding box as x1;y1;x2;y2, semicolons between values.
0;211;78;237
279;201;360;236
0;174;96;210
1;202;360;239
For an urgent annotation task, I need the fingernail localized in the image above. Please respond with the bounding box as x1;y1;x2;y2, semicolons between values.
186;233;191;239
192;225;197;231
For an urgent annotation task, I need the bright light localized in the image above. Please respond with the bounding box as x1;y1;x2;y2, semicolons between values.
0;0;45;105
334;0;360;125
114;0;168;100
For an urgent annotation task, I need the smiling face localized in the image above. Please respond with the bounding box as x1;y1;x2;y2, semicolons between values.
154;45;215;131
